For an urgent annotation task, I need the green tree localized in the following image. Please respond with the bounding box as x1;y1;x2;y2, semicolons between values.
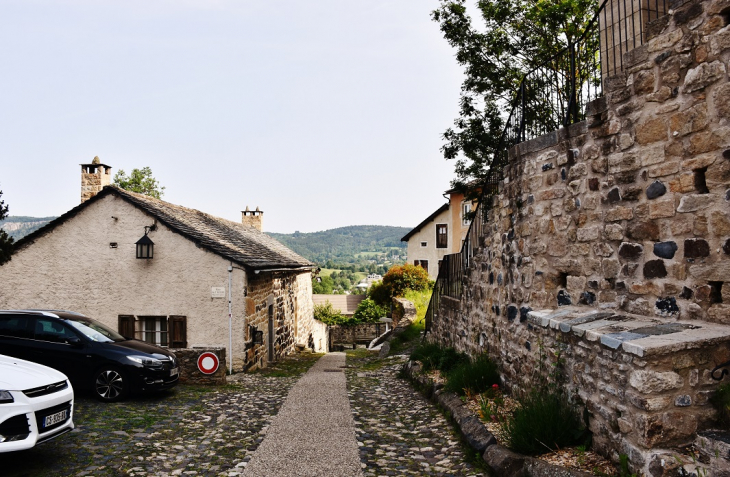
433;0;597;191
113;167;166;199
353;298;388;324
382;264;432;298
313;302;354;326
312;275;334;294
0;190;14;265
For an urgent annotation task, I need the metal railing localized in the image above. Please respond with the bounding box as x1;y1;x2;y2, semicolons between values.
425;0;668;332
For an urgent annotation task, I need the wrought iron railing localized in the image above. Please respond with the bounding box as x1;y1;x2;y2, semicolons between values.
425;0;668;332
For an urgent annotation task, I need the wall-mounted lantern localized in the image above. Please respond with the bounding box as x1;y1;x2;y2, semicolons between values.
135;226;155;259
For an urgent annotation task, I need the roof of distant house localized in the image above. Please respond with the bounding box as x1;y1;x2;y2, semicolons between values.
312;294;366;316
15;186;314;272
400;203;449;242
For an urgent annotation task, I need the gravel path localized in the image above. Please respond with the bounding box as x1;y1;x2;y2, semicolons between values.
242;352;363;477
347;354;488;477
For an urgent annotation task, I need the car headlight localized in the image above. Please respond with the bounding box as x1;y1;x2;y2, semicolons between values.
127;356;163;368
0;390;14;404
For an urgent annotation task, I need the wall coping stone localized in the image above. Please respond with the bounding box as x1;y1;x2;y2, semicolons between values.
527;306;730;358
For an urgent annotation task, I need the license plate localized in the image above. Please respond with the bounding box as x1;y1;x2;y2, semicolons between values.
43;410;67;429
170;367;179;377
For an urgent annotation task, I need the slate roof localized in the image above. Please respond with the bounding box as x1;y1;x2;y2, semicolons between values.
15;186;313;272
400;203;449;242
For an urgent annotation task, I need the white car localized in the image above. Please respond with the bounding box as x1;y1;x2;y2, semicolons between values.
0;354;74;452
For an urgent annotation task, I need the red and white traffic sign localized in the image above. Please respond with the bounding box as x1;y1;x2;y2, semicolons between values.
197;352;220;375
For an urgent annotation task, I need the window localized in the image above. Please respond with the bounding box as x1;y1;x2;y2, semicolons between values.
0;315;33;339
420;241;427;247
34;318;75;343
436;224;448;248
418;260;428;272
462;202;472;226
118;315;187;348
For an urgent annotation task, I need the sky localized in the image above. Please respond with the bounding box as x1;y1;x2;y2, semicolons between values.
0;0;463;233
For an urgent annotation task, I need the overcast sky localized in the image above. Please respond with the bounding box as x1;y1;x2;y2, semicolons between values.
0;0;463;233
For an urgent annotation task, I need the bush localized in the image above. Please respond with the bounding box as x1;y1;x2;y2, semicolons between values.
410;343;446;371
403;289;432;323
382;264;432;298
313;302;354;326
352;298;388;324
367;280;391;307
444;354;500;395
503;388;586;455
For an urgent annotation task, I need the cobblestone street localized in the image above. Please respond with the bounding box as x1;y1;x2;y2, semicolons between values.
0;351;486;476
347;353;487;477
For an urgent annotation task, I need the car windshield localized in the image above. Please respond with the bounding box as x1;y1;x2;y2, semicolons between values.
65;317;126;343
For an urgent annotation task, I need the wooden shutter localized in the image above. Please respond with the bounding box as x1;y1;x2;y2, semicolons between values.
169;315;187;348
118;315;135;339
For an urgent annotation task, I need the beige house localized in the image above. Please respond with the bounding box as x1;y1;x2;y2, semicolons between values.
400;203;450;279
312;294;365;317
0;161;325;371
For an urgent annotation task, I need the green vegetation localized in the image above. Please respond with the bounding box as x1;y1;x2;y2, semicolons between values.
269;225;408;273
0;191;14;265
404;289;432;322
443;354;500;395
353;298;388;324
433;0;597;191
313;302;354;326
252;352;324;377
382;264;432;298
113;166;166;199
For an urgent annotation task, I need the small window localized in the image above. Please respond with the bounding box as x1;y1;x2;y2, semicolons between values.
421;241;428;247
415;260;428;272
462;202;472;226
0;315;33;339
436;224;448;248
34;318;75;343
118;315;187;348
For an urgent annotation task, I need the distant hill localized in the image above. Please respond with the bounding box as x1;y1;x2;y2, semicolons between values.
0;216;56;240
269;225;410;267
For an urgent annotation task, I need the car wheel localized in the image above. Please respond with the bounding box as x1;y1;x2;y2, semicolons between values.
93;367;128;402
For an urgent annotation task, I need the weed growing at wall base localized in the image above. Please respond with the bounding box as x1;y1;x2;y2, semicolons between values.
444;354;500;395
503;387;587;455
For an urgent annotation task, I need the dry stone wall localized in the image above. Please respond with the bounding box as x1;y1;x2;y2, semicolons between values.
431;0;730;473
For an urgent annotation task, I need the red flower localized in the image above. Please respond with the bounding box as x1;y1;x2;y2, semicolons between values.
492;384;499;389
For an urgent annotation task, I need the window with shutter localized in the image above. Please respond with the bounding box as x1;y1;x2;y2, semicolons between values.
118;315;135;339
436;224;448;248
170;316;187;348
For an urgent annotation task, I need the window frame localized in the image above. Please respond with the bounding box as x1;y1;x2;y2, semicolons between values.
436;224;448;249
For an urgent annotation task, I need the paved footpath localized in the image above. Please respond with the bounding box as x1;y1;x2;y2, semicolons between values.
242;352;363;477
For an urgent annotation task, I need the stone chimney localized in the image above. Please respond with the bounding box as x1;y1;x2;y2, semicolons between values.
80;156;112;203
242;206;263;231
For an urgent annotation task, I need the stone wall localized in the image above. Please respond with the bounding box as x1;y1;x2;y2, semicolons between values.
171;347;227;385
244;270;316;371
430;0;730;473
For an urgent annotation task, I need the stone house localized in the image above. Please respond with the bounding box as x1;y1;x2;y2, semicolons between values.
0;160;326;371
426;0;730;473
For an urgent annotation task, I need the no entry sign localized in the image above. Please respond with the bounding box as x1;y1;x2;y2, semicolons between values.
197;352;220;375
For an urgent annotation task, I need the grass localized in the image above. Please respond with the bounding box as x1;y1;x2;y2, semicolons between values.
389;318;425;355
443;354;500;395
403;289;432;322
503;388;587;455
251;352;324;377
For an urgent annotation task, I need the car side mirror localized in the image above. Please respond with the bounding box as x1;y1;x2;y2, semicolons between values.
66;337;83;348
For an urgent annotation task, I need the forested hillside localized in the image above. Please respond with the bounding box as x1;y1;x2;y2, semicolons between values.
269;225;409;271
0;216;55;240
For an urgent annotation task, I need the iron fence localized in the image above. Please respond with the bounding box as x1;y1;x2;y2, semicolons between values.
424;0;669;332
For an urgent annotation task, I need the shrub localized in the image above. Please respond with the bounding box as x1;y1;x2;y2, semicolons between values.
410;343;446;371
503;388;586;455
403;288;432;323
711;383;730;427
353;298;388;324
313;302;354;326
382;264;432;298
444;354;500;395
368;280;391;307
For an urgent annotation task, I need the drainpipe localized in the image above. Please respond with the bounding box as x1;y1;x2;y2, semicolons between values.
228;264;233;373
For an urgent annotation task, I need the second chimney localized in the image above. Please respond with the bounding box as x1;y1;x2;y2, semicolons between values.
80;156;112;203
242;206;263;231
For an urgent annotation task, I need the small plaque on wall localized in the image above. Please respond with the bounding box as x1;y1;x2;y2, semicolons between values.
211;287;226;298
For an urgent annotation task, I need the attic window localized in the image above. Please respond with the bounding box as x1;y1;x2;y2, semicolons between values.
109;242;118;249
421;242;428;247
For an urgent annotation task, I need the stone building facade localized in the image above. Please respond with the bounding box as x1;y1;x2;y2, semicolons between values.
429;0;730;473
0;165;324;372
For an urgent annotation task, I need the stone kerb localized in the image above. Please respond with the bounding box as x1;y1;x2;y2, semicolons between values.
430;0;730;473
171;347;227;385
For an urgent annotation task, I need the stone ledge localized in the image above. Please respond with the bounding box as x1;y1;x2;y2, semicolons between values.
527;307;730;357
402;360;593;477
